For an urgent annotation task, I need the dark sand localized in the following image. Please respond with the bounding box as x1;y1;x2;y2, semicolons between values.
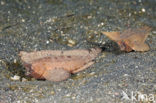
0;0;156;103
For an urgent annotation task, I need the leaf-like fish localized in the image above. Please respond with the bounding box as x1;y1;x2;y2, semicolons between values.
102;26;151;52
19;48;101;81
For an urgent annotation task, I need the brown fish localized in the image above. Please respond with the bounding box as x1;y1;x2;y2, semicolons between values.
19;48;101;82
102;26;151;52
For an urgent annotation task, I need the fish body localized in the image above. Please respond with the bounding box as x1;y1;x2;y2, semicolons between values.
19;48;101;81
102;26;151;52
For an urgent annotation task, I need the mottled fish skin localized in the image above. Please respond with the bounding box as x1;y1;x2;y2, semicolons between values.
19;48;101;64
19;48;101;81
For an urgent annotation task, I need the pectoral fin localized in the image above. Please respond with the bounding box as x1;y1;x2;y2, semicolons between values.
102;32;121;41
43;68;71;82
131;43;150;52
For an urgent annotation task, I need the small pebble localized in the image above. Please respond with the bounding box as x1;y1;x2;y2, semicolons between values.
65;93;71;97
72;96;76;99
21;19;25;22
13;59;17;63
89;72;95;75
142;8;146;12
51;91;55;95
152;31;156;34
1;1;5;5
101;22;104;26
87;15;92;19
67;39;76;47
10;75;20;81
46;40;50;44
123;74;129;77
22;78;27;82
